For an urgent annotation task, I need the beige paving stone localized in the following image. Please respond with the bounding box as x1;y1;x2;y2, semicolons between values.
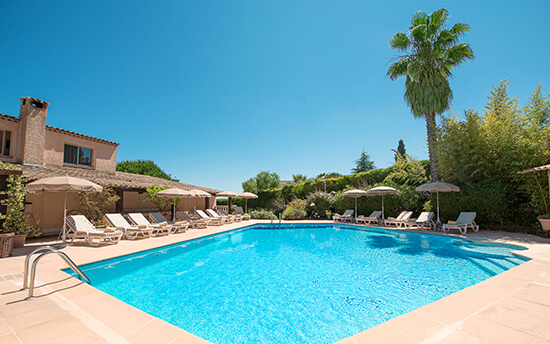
476;304;547;336
532;339;550;344
15;314;85;343
512;282;550;307
460;316;535;344
352;323;418;343
433;330;485;344
535;274;550;286
0;317;13;337
83;297;154;337
539;324;550;341
0;333;22;344
417;292;487;325
385;311;446;342
50;326;110;344
123;318;191;344
498;296;550;321
6;302;69;331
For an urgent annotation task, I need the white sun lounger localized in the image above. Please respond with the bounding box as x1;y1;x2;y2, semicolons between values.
405;212;434;230
442;212;479;235
197;210;224;226
104;213;153;240
218;208;242;222
66;215;123;247
176;211;210;228
235;207;250;220
356;211;382;225
207;209;231;223
148;212;189;234
333;210;354;222
128;213;171;236
384;211;413;227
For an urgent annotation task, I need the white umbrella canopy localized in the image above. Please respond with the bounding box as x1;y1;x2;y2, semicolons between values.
157;188;195;221
216;191;238;214
157;188;194;198
188;189;212;215
343;189;368;219
237;192;258;213
26;175;103;245
416;182;460;229
366;186;400;221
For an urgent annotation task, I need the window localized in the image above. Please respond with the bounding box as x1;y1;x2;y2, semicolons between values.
0;130;11;156
63;144;92;167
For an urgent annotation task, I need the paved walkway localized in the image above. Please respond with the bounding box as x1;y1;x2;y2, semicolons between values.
1;221;550;343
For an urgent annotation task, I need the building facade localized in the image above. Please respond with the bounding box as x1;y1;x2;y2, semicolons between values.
0;97;219;234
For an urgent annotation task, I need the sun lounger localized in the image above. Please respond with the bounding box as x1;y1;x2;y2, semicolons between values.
404;212;434;230
356;211;382;225
176;211;210;228
442;212;479;235
235;206;251;220
333;210;354;222
207;209;230;223
127;213;171;236
148;212;189;233
197;210;225;226
104;213;154;240
217;208;242;222
384;211;413;227
66;215;123;246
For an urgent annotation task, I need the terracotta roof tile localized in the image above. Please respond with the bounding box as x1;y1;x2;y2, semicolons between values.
18;164;221;195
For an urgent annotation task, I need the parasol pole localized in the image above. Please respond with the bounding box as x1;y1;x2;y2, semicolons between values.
63;190;67;246
436;191;441;230
381;194;385;221
245;198;248;214
355;198;357;220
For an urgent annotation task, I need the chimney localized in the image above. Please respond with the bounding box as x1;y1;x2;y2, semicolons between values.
17;97;49;166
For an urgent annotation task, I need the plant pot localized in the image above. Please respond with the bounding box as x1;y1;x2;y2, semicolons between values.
326;214;332;220
0;233;15;258
13;233;27;248
539;219;550;231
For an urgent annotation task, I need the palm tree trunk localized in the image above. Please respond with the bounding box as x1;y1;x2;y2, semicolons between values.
425;110;439;182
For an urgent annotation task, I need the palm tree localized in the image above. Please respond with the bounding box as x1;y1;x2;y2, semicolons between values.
387;8;474;181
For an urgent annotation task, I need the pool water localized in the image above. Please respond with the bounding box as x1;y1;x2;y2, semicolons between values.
69;224;528;344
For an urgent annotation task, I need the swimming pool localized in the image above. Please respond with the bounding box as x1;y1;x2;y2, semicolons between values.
68;224;528;344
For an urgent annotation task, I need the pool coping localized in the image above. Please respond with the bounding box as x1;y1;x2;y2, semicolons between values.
1;220;550;343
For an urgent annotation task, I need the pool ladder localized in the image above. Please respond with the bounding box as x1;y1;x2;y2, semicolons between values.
270;213;282;224
22;246;91;299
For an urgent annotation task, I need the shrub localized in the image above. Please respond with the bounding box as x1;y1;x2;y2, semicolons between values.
306;191;335;218
249;209;277;219
282;199;307;220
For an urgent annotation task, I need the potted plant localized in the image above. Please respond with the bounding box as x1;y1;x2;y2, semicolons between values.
537;214;550;231
0;172;41;248
326;210;332;220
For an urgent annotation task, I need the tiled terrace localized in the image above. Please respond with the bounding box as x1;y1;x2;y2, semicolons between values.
1;221;550;344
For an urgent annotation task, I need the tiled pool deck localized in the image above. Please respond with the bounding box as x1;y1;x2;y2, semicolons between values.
1;220;550;344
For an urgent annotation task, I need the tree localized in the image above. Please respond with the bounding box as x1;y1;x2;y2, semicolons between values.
392;139;407;162
387;8;474;181
116;160;179;182
242;171;280;192
351;150;376;174
139;184;175;211
292;174;308;183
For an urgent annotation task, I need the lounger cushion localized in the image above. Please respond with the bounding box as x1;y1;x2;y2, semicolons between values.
159;222;168;226
104;227;116;233
448;221;457;225
138;224;147;228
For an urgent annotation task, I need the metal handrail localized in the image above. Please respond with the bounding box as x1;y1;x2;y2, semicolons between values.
23;246;59;289
25;249;91;299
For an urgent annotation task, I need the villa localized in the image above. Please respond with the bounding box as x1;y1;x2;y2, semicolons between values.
0;97;220;234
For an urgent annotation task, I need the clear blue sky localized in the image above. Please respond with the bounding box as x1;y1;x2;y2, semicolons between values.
1;0;549;192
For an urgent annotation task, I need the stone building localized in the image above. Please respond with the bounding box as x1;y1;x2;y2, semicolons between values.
0;97;219;234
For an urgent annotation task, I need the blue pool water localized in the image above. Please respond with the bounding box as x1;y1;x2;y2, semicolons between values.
67;224;528;344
